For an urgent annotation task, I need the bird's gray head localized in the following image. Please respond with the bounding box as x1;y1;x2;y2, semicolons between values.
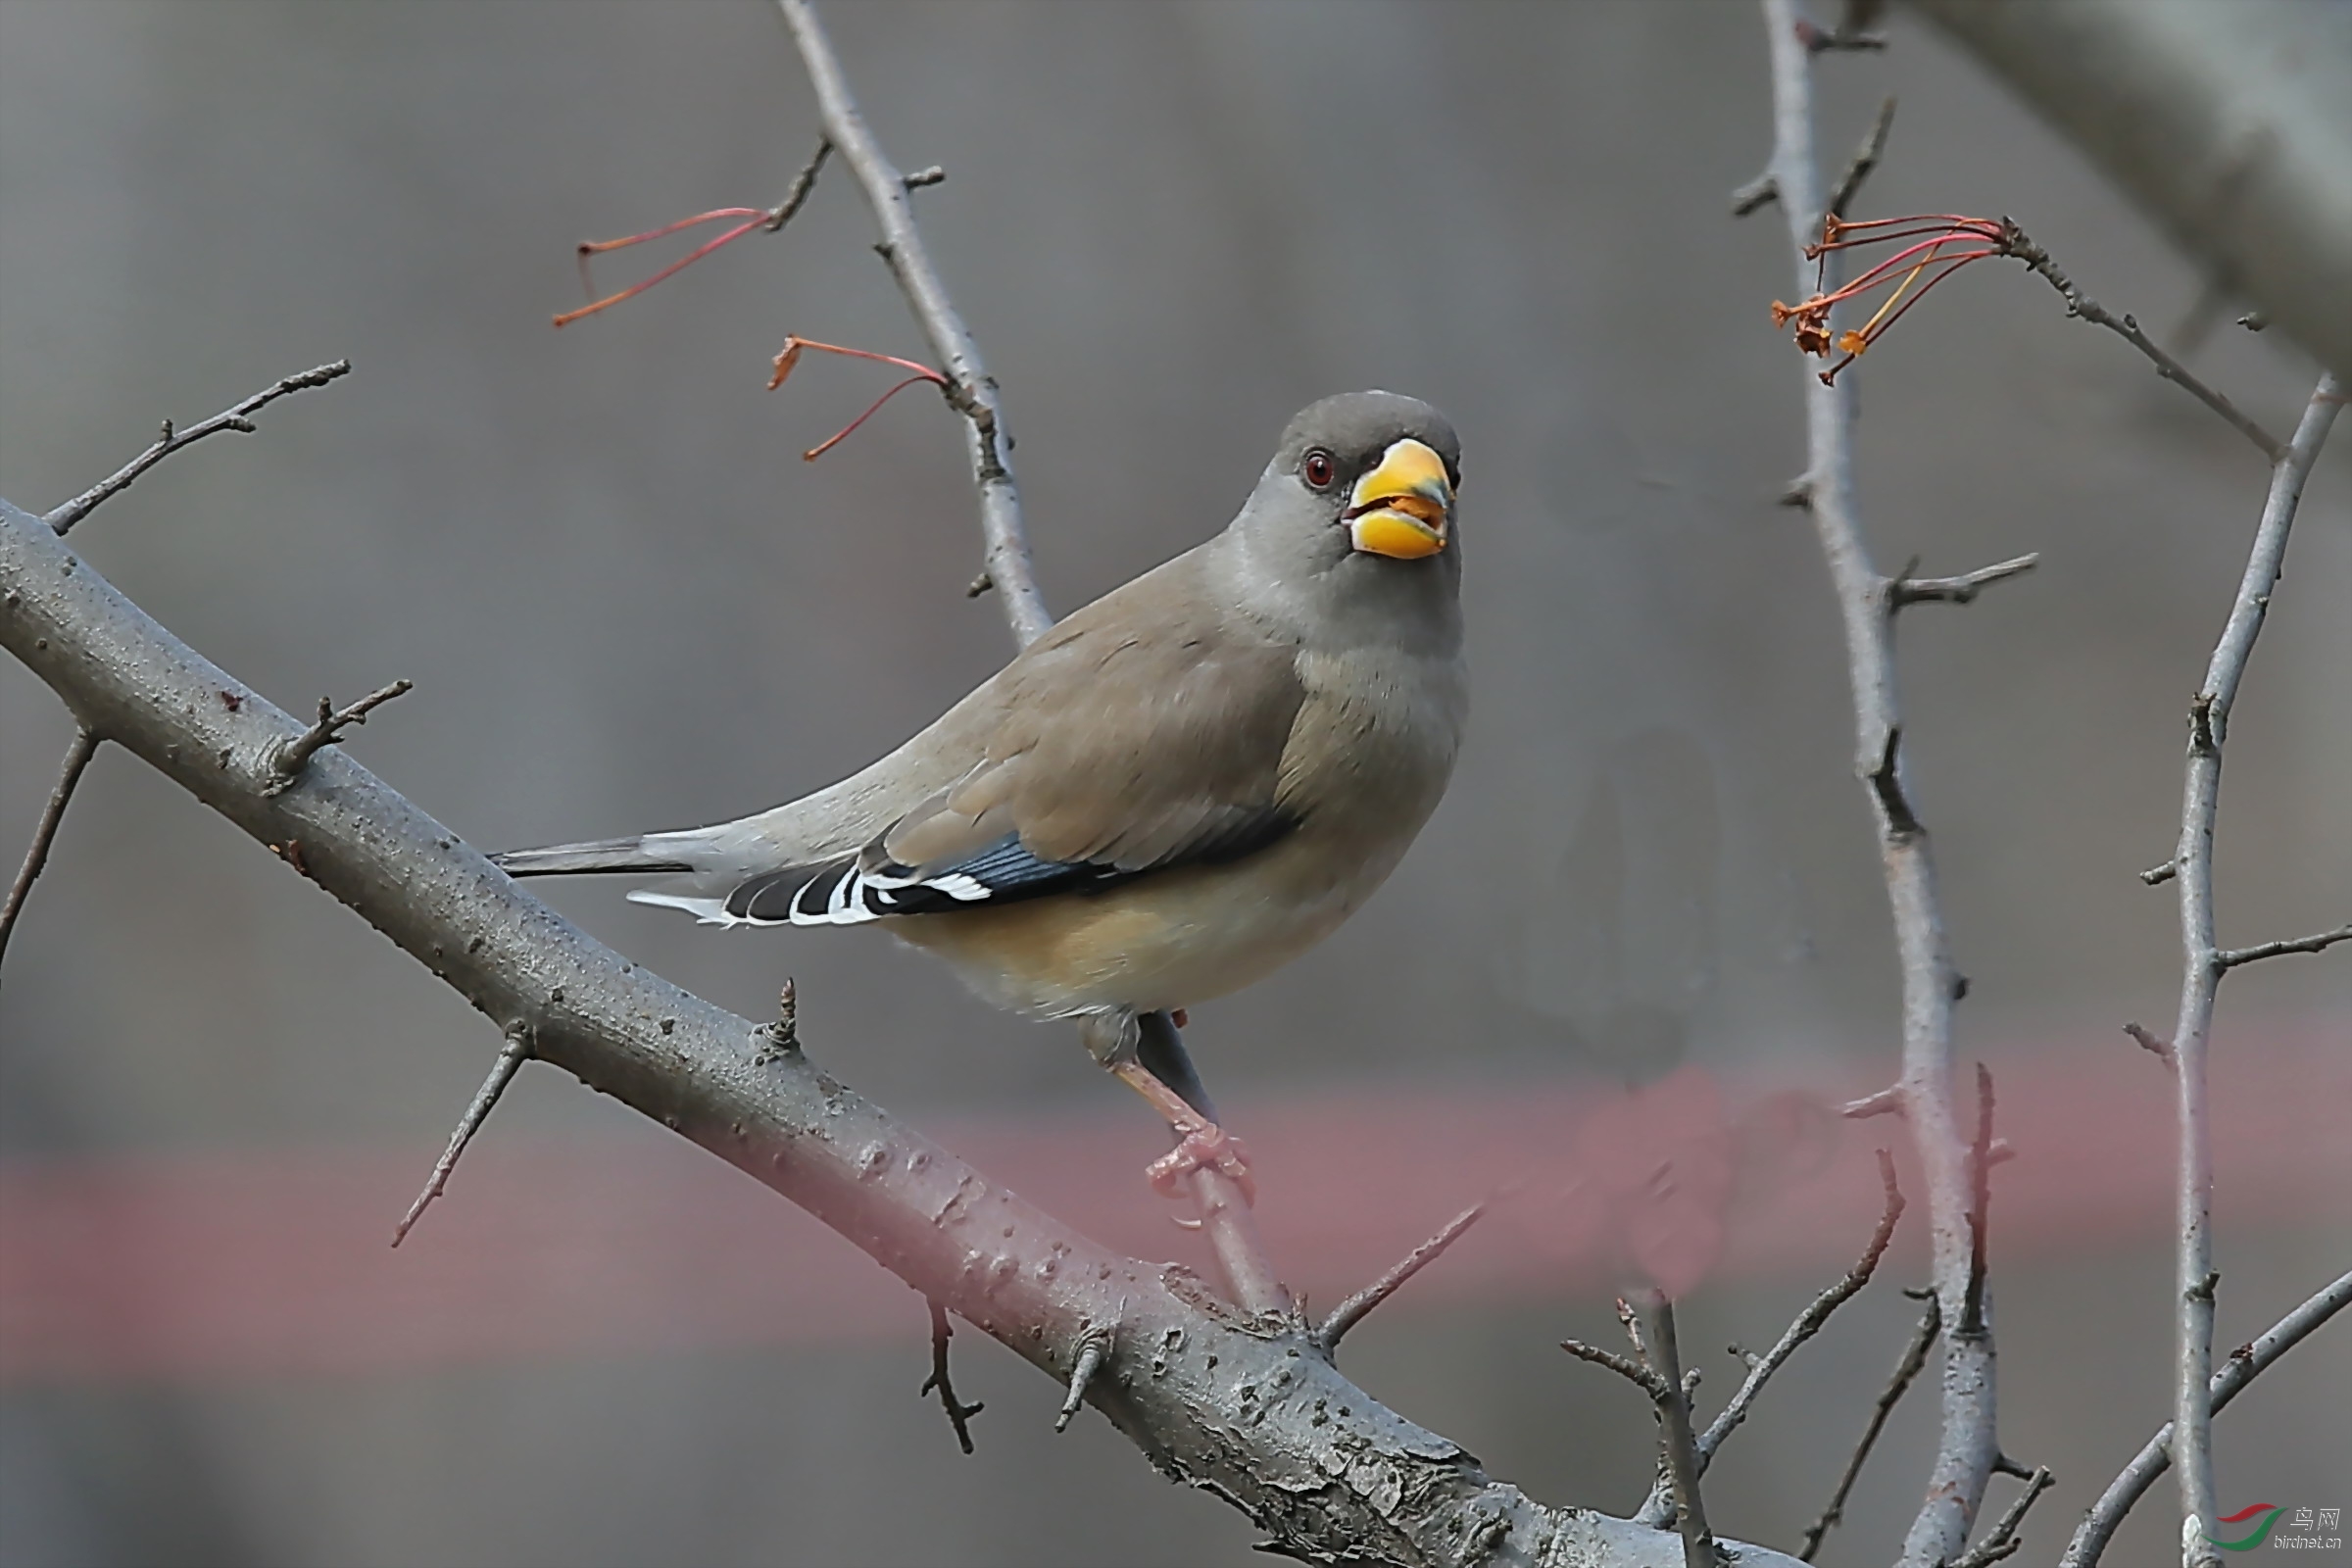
1220;391;1463;645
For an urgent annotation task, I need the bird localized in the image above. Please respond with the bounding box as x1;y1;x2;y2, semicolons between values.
494;390;1466;1200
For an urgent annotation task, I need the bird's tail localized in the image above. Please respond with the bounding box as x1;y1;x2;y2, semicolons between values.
491;836;694;878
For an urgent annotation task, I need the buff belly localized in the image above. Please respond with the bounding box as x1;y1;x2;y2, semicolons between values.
882;833;1390;1020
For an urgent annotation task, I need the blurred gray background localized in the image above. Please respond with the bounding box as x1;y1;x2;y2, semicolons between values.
2;2;2344;1565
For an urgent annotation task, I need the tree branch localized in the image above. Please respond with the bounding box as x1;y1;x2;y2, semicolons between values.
1887;553;2039;609
0;727;100;974
1313;1202;1484;1359
919;1295;985;1453
1635;1151;1904;1529
1825;96;1896;220
266;680;414;793
1949;1466;2054;1568
774;0;1052;649
1995;222;2283;462
1;487;1812;1566
42;361;352;534
2215;922;2351;971
2151;370;2342;1566
1800;1297;1940;1560
2061;1269;2352;1568
1755;5;1997;1560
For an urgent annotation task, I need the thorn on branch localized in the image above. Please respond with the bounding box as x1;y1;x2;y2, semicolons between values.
919;1297;985;1453
43;361;353;534
2124;1022;2176;1068
1866;726;1922;839
754;978;802;1064
1313;1203;1484;1359
1949;1465;2054;1568
0;728;102;971
2141;858;2179;887
1731;173;1780;219
1825;96;1896;220
1839;1086;1901;1119
1777;475;1814;509
266;680;413;794
902;165;945;189
1800;1297;1940;1560
392;1024;531;1246
965;571;994;599
2216;923;2351;970
1888;553;2039;609
1055;1312;1116;1433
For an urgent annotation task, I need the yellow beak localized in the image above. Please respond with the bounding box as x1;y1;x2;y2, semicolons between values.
1345;438;1453;560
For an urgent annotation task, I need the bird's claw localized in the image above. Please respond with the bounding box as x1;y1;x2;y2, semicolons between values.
1147;1125;1255;1206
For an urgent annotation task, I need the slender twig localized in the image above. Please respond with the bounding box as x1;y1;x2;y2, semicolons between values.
1054;1311;1115;1434
775;0;1052;649
0;727;101;974
2063;1269;2352;1568
1633;1294;1720;1568
1825;96;1896;220
1756;7;1996;1559
1313;1203;1484;1358
1559;1336;1670;1400
1801;1297;1940;1560
1840;1086;1901;1119
265;680;412;794
1949;1466;2054;1568
1996;221;2284;463
1732;172;1780;218
2154;371;2342;1566
2141;859;2179;887
2216;923;2350;970
43;362;352;534
919;1296;985;1453
1888;553;2038;609
1635;1152;1905;1529
391;1025;531;1246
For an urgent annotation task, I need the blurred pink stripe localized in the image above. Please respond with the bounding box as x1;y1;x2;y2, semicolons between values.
2;1018;2343;1382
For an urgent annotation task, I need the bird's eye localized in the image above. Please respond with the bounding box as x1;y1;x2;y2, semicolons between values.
1302;449;1337;491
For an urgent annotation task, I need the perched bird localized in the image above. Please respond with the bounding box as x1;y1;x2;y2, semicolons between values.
496;391;1466;1198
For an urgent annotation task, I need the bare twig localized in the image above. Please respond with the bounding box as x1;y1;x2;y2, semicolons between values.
1996;222;2283;463
919;1297;985;1453
1631;1295;1721;1568
2123;1023;2175;1068
2154;371;2342;1566
1888;553;2038;609
1801;1297;1940;1560
1054;1312;1115;1434
1755;6;1997;1558
1825;96;1896;220
1635;1152;1905;1529
42;362;352;534
2215;922;2350;970
1840;1086;1901;1119
2141;859;2178;887
775;0;1052;649
1949;1465;2054;1568
1313;1203;1484;1358
0;727;100;973
1559;1336;1670;1401
2063;1269;2352;1568
391;1025;531;1246
265;680;413;793
1732;173;1780;219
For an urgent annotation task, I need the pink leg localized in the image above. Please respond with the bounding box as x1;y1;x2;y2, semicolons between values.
1108;1059;1256;1205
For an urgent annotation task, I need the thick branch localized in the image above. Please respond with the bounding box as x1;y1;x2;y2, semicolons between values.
0;727;100;972
1756;5;1995;1560
2154;371;2341;1566
0;492;1810;1566
2061;1269;2352;1568
774;0;1052;649
42;361;352;534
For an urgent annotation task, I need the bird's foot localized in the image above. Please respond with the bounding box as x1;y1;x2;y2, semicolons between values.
1147;1122;1255;1206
